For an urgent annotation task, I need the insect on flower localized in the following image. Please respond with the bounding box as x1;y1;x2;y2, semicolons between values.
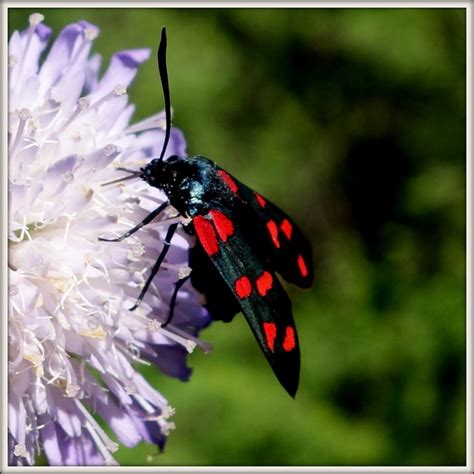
100;28;314;397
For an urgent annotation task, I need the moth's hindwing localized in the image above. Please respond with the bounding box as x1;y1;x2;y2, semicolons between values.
189;242;240;323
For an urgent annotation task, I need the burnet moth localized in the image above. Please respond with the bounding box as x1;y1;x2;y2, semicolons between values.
100;28;314;397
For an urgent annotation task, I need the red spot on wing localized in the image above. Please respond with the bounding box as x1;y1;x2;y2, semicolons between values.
263;322;277;352
218;170;238;193
266;220;280;248
282;326;296;352
209;210;234;242
194;216;218;256
254;192;266;208
256;271;273;297
235;276;252;299
280;219;293;240
297;254;309;278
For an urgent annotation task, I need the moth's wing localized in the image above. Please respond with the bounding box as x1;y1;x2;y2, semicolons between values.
216;169;314;289
189;243;240;323
192;207;300;397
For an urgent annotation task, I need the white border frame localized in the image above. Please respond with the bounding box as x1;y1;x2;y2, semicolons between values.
2;2;472;473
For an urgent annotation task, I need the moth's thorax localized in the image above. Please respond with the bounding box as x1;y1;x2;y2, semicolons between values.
140;155;217;216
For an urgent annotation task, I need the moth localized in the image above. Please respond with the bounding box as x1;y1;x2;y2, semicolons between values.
100;28;313;397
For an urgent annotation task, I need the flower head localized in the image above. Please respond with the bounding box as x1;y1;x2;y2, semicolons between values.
8;14;211;466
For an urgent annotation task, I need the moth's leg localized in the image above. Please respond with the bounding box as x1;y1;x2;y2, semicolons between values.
162;274;191;327
99;201;169;242
130;223;178;311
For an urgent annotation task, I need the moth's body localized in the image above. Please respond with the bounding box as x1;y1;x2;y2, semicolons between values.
142;155;237;221
138;154;313;397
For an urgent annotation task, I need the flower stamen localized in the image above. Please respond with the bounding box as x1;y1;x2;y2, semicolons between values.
10;109;32;157
65;27;99;74
15;13;44;80
55;97;91;135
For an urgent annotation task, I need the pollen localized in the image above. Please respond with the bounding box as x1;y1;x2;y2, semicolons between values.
113;84;127;96
18;108;32;121
124;383;137;395
105;144;119;156
14;444;27;458
65;384;81;397
107;442;120;453
235;276;252;299
78;97;90;110
79;326;107;340
127;240;145;260
178;266;192;279
148;319;162;332
48;277;70;293
61;171;74;183
29;13;44;26
184;340;197;353
24;352;43;367
84;27;99;41
8;55;18;68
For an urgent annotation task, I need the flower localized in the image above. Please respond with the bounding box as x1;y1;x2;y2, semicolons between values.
8;14;211;466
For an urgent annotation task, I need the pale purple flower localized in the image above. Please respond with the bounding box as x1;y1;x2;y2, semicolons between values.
8;14;211;466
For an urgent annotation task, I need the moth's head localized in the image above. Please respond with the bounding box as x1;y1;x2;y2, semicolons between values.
140;155;184;189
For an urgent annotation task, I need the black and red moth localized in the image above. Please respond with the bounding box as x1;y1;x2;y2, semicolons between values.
100;28;313;397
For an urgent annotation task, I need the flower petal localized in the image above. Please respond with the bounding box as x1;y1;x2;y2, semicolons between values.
89;49;151;102
49;389;82;437
8;391;26;444
39;23;85;94
144;344;192;381
95;399;142;447
10;22;52;100
84;53;101;93
39;416;63;466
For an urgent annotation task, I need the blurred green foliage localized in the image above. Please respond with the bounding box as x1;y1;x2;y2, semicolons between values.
9;7;466;466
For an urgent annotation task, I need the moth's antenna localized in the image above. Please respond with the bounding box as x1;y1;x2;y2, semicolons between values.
101;172;141;187
157;27;171;162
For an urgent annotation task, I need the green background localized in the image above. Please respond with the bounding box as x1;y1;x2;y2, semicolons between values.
9;7;466;466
